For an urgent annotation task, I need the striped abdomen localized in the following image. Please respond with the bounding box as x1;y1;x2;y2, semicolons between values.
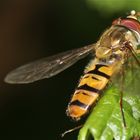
67;59;117;120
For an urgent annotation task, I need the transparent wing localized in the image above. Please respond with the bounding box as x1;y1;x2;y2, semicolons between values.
111;55;140;97
5;44;95;84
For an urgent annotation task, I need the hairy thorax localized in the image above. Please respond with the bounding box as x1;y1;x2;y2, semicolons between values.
95;26;139;65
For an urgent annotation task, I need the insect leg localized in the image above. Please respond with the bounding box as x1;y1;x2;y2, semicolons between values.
61;125;83;137
120;67;126;127
124;41;140;67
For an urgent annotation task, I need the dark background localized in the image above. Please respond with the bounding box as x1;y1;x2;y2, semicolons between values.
0;0;137;140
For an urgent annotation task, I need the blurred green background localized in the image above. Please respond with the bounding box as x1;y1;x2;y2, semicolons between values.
0;0;140;140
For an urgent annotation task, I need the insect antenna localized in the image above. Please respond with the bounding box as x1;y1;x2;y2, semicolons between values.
61;124;83;137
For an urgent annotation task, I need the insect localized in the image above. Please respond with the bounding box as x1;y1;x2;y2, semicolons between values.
5;10;140;122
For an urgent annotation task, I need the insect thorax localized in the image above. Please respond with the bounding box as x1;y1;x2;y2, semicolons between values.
95;26;139;64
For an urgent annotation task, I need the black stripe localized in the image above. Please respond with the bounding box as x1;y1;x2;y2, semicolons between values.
83;75;90;79
87;64;110;79
77;84;101;94
76;91;91;96
70;100;87;109
84;75;100;81
91;75;100;81
83;74;100;81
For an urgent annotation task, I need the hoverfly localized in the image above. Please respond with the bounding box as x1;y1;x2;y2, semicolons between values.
4;10;140;123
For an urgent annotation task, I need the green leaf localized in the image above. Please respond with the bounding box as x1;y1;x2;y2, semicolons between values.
78;85;140;140
78;61;140;140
